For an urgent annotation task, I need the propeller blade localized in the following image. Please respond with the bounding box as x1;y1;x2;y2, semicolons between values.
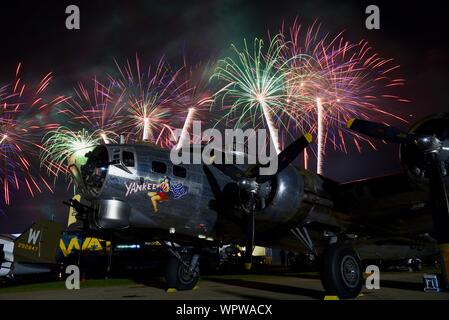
209;149;246;181
202;165;223;203
254;133;312;183
207;133;312;270
426;154;449;244
346;118;415;144
244;195;256;270
212;163;245;181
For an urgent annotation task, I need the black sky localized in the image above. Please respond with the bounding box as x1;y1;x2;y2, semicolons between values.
0;0;448;231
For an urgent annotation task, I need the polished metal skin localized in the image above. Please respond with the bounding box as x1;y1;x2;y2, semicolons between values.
77;143;312;241
71;114;449;260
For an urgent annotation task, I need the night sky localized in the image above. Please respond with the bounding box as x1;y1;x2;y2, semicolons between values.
0;0;448;232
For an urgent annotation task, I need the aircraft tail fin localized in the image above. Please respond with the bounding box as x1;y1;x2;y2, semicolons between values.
14;220;62;264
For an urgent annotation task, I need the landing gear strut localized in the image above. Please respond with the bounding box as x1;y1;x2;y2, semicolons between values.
165;252;200;291
320;243;363;299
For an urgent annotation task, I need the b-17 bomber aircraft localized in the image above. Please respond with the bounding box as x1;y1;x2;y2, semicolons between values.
65;113;449;299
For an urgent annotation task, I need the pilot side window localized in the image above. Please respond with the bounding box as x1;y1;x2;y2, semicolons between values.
152;161;167;174
122;151;135;167
173;165;187;178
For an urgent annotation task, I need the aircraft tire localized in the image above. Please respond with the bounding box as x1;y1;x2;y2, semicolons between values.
320;243;363;299
165;255;199;290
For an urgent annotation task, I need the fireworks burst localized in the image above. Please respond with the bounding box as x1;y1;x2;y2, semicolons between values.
278;19;409;173
213;36;296;154
0;63;66;205
40;127;107;180
113;55;180;147
59;77;125;144
173;62;215;149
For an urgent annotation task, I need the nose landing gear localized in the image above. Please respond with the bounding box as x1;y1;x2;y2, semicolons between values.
165;254;200;291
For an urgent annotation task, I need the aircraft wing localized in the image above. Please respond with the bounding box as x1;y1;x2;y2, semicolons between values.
334;173;433;237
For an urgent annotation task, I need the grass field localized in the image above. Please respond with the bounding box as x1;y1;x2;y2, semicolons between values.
0;278;138;294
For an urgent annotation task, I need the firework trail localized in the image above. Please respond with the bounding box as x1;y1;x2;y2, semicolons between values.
113;54;180;147
40;127;105;180
177;107;196;150
59;77;125;144
0;63;66;205
316;97;325;173
278;19;409;173
213;36;297;155
173;62;215;149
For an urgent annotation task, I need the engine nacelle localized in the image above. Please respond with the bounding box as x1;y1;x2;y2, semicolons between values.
400;113;449;190
256;165;305;224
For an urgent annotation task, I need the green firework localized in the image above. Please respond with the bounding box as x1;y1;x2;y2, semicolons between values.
212;35;298;152
40;127;116;180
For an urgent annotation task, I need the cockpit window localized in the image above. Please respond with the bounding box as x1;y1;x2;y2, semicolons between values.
152;161;166;174
173;165;187;178
122;151;135;167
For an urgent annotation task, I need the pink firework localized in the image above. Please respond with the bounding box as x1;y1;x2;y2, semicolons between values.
113;54;181;148
59;77;125;143
172;61;215;148
0;63;67;205
278;19;410;173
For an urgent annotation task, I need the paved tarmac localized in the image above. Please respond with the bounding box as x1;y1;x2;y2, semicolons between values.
0;271;448;300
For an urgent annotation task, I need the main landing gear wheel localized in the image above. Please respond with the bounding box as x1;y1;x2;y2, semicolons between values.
165;255;200;291
320;243;363;299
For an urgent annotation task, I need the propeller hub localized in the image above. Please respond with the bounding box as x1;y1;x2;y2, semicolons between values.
399;114;449;185
238;178;259;194
415;135;442;154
